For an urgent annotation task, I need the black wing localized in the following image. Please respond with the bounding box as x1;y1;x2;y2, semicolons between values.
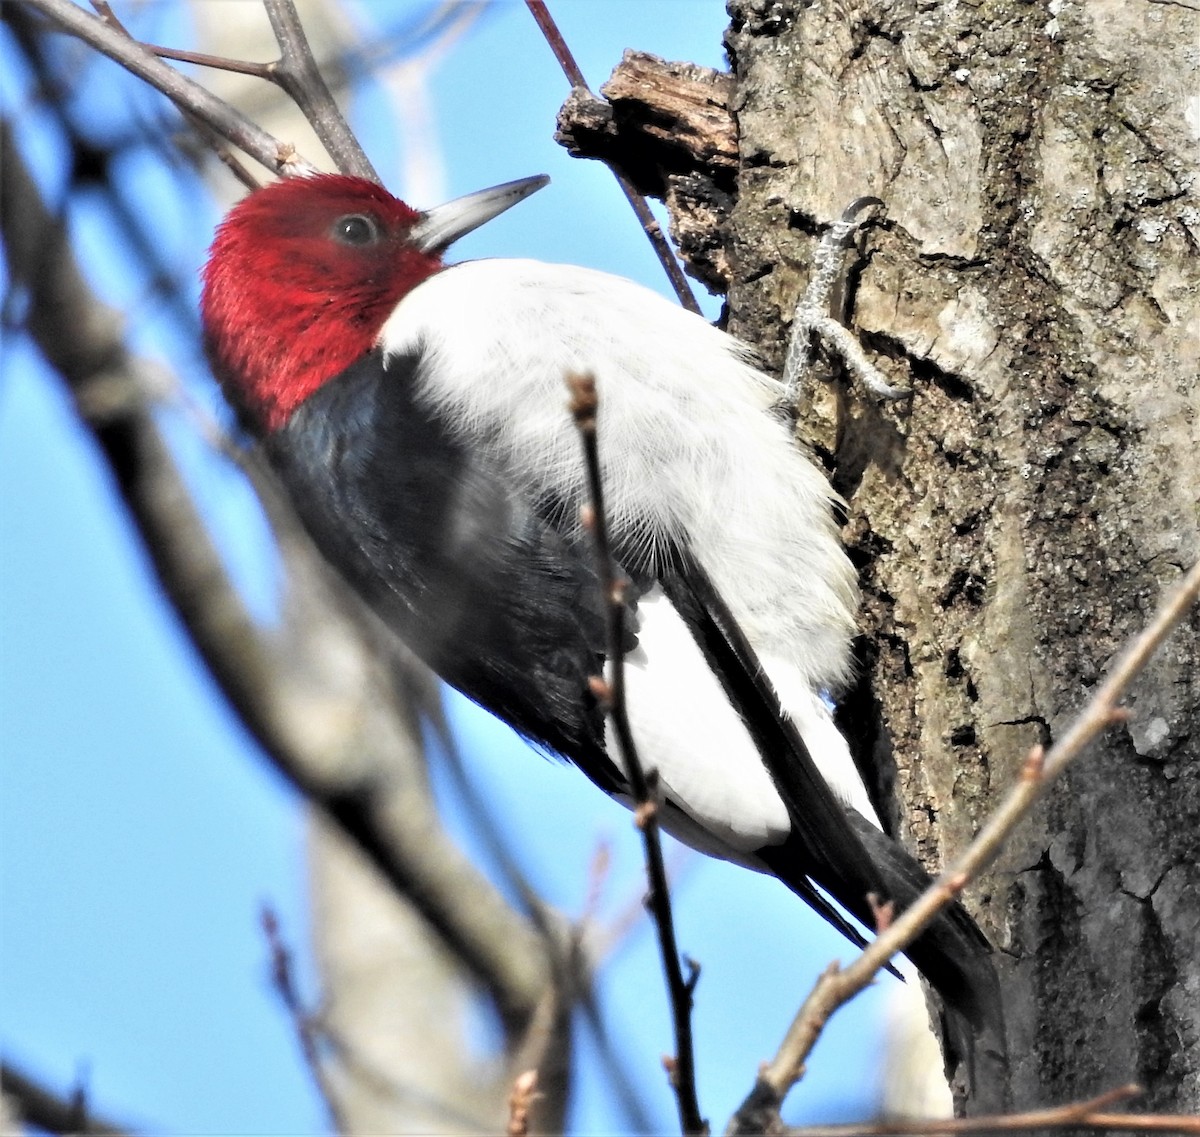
268;348;627;793
659;562;889;926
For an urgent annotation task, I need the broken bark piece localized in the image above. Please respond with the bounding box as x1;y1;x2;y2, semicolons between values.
664;172;735;294
555;50;738;294
556;51;736;194
600;50;737;182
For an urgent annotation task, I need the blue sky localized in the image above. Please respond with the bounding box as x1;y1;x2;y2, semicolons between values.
0;2;893;1132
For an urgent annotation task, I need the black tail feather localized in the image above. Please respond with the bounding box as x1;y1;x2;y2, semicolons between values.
763;815;1007;1076
662;559;1006;1062
844;813;1005;1045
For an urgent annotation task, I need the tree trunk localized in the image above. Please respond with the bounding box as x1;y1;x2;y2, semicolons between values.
726;0;1199;1115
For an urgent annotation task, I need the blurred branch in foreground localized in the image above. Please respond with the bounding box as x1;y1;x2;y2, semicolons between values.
0;113;568;1128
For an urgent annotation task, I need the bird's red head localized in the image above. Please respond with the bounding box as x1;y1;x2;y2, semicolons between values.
201;172;548;433
201;175;435;433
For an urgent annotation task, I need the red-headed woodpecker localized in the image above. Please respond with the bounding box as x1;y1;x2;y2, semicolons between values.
201;173;1001;1045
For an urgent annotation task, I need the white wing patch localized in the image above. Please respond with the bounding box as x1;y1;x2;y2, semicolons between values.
762;665;882;828
620;588;790;854
616;589;880;862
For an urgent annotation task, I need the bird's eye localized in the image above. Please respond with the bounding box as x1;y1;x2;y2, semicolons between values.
331;214;381;246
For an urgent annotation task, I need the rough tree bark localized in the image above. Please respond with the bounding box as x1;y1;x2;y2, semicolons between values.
723;0;1199;1116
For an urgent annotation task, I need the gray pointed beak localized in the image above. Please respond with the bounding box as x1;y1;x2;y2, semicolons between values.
410;174;549;254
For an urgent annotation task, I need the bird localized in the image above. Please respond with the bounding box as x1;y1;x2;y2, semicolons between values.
200;171;1002;1049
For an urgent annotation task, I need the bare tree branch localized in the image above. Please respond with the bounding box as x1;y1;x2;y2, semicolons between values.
24;0;316;175
260;0;376;179
784;1083;1200;1136
259;905;347;1133
0;1062;132;1137
506;1069;540;1137
89;0;374;181
0;115;553;1034
524;0;703;315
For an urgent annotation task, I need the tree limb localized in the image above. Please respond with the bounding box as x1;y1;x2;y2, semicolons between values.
782;1082;1200;1135
0;1062;132;1137
260;0;377;179
0;115;553;1034
24;0;316;176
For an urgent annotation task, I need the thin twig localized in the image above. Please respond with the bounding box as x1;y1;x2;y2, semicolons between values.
142;44;275;78
525;0;702;315
731;559;1200;1127
586;841;696;965
27;0;315;176
506;1070;541;1137
424;702;551;922
522;0;585;87
265;902;509;1130
260;905;346;1134
265;901;521;1131
83;3;267;195
262;0;378;180
1078;1112;1200;1133
576;986;663;1134
90;0;275;79
566;372;706;1135
91;0;375;181
784;1083;1200;1135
